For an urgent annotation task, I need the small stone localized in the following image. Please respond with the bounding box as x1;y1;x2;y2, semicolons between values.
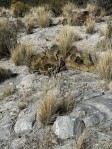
53;116;85;140
84;92;103;100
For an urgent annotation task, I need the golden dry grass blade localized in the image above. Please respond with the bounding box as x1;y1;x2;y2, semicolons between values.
11;44;34;66
38;95;59;125
97;50;112;81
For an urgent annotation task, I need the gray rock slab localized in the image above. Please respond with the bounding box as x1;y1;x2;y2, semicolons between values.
10;138;26;149
16;74;37;90
71;95;112;128
14;112;36;134
0;118;13;140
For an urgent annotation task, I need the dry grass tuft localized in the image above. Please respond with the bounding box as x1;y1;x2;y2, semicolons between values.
97;22;112;52
38;77;76;125
57;26;78;56
11;44;34;66
60;98;75;114
24;13;38;33
62;2;76;17
105;22;112;39
38;95;59;125
99;27;107;37
0;19;8;29
3;86;14;97
97;50;112;81
86;3;100;16
0;19;17;58
97;38;112;52
36;6;52;28
85;17;95;34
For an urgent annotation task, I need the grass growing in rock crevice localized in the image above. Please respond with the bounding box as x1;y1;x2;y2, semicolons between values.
38;76;76;126
38;92;75;125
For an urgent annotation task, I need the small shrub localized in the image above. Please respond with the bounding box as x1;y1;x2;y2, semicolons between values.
11;1;30;17
36;6;52;28
11;44;34;66
85;17;95;34
97;50;112;81
38;95;59;125
57;26;78;56
68;10;89;26
62;2;76;17
28;45;67;75
14;18;26;32
0;20;17;58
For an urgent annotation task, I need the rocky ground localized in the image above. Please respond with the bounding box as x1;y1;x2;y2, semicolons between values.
0;13;112;149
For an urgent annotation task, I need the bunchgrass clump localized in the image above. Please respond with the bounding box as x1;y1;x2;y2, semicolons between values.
62;2;76;17
38;95;59;125
24;13;37;33
60;98;75;114
57;26;78;56
0;19;17;58
97;22;112;52
11;44;34;66
97;50;112;81
36;6;52;28
105;22;112;39
85;17;95;34
86;3;101;16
